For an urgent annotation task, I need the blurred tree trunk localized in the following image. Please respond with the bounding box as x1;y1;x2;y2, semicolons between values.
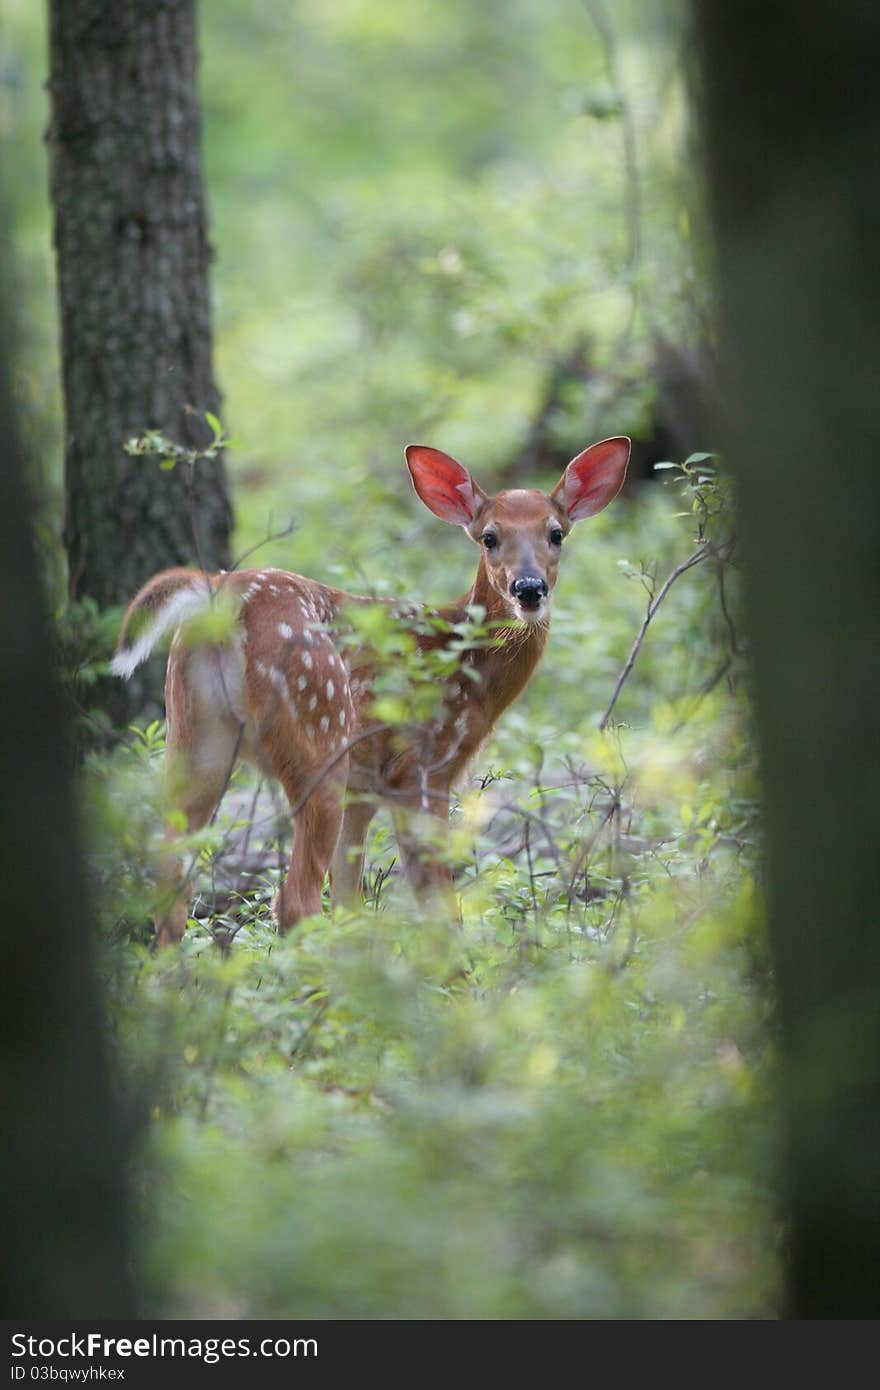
694;3;880;1317
47;0;231;709
0;278;136;1317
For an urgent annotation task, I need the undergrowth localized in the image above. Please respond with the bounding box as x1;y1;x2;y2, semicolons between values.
83;462;779;1318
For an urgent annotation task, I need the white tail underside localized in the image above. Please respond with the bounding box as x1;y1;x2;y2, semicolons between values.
110;582;214;679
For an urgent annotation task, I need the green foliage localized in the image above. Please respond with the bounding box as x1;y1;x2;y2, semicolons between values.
123;414;234;474
53;596;123;743
54;596;120;689
4;0;772;1319
114;864;774;1320
86;456;775;1318
337;598;495;728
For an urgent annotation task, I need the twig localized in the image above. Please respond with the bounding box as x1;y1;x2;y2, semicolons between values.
285;723;392;820
230;516;299;574
715;548;740;656
671;654;733;733
523;818;539;921
598;543;709;730
566;799;618;918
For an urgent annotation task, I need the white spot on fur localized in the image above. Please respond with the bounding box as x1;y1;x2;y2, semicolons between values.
308;693;317;711
319;715;329;733
302;651;313;670
279;622;293;640
296;674;308;691
326;679;334;699
338;709;346;726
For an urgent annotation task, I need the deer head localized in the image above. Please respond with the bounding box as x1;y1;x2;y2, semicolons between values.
405;436;632;623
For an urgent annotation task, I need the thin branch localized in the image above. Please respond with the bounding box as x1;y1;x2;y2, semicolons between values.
670;654;733;734
598;543;709;730
715;548;740;656
522;817;540;921
229;516;299;574
285;723;393;820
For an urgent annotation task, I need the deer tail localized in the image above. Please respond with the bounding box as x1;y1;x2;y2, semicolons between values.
110;568;216;679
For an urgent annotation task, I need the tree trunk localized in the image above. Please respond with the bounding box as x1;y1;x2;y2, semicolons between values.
693;2;880;1318
0;278;136;1317
47;0;231;619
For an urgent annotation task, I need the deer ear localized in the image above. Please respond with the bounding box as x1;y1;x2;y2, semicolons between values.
405;445;487;526
551;436;631;521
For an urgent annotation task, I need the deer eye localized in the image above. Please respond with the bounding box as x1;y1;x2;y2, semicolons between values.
549;527;565;546
481;532;499;551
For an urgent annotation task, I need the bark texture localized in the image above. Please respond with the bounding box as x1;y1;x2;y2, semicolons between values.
0;273;136;1316
694;1;880;1318
47;0;231;612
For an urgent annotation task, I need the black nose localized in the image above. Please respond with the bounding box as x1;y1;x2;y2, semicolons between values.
510;575;548;608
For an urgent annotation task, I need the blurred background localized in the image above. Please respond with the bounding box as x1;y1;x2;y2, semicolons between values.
5;0;714;581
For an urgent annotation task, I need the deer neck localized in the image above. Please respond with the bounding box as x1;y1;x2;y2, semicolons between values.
450;556;549;723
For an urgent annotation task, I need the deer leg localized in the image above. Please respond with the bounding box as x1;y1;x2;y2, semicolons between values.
330;794;376;908
155;779;224;947
391;793;460;917
157;724;241;949
155;645;246;947
274;764;348;933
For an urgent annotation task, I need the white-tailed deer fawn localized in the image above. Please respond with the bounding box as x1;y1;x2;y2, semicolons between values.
112;436;630;945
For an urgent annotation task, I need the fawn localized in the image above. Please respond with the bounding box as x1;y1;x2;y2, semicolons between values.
112;436;630;945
